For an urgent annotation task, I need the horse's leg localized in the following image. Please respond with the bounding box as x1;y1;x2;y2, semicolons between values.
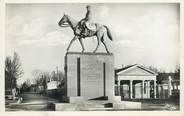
79;38;85;53
67;36;78;52
93;37;100;53
101;34;110;53
93;32;101;53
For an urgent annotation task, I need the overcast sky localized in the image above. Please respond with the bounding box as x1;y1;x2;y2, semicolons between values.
5;3;179;85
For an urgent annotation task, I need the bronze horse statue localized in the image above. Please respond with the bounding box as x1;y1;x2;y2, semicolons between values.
58;14;113;53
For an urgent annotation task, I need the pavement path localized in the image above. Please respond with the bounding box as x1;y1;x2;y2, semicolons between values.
6;92;58;111
21;92;58;104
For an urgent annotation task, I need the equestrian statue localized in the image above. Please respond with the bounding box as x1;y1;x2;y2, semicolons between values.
58;5;113;53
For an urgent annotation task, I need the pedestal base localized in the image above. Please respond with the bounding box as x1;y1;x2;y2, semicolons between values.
60;96;85;103
50;100;142;111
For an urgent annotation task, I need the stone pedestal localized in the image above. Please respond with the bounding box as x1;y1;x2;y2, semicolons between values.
64;52;115;100
49;52;142;111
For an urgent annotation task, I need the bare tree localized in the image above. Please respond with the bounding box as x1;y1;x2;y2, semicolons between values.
148;65;159;73
174;64;180;80
31;69;43;84
5;52;24;89
12;52;24;78
20;79;31;92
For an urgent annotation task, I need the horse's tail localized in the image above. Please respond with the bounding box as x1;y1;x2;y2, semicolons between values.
104;25;113;41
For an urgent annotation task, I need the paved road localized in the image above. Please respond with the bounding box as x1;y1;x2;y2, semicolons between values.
6;93;179;111
21;92;58;104
6;92;58;111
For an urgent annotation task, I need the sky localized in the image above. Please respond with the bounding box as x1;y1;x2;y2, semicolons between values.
5;3;180;85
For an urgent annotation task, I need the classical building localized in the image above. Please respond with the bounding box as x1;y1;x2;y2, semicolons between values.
115;64;158;99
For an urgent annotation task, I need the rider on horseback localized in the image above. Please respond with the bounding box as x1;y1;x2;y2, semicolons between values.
58;5;113;53
78;5;96;37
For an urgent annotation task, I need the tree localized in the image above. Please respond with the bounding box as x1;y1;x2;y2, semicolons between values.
174;65;180;80
58;71;65;81
31;69;43;84
148;65;159;73
5;52;24;90
41;75;47;94
11;52;24;78
20;79;31;92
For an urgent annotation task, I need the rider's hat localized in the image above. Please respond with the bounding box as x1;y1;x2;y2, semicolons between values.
86;5;91;9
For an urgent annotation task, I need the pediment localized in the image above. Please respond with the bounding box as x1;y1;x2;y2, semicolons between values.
117;66;156;76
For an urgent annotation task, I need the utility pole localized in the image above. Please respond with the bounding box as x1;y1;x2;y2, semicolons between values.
56;66;59;81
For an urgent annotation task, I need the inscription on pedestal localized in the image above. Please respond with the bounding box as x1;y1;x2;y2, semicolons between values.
65;52;114;99
77;57;80;96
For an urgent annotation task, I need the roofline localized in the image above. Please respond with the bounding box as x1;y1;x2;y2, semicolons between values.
138;65;158;75
116;64;158;75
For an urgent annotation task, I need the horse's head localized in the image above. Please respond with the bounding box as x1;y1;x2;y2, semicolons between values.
58;14;69;27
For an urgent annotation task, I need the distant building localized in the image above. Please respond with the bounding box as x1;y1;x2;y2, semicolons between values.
115;64;158;99
47;81;61;90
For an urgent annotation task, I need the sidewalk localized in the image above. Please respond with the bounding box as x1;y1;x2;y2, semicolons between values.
5;92;59;111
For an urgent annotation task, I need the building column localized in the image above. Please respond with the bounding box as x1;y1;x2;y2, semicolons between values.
168;76;172;97
142;80;144;99
147;81;150;98
154;80;157;99
117;80;120;96
130;80;133;99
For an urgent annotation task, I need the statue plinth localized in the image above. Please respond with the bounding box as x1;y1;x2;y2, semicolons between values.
64;52;115;100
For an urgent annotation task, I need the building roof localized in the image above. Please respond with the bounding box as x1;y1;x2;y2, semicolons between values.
115;64;158;75
115;64;137;73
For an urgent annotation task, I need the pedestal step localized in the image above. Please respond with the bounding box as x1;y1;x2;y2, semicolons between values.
50;102;105;111
50;103;78;111
60;96;85;103
113;101;142;110
49;99;142;111
76;103;105;111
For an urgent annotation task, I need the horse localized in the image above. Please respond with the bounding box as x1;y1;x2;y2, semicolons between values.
58;14;113;53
